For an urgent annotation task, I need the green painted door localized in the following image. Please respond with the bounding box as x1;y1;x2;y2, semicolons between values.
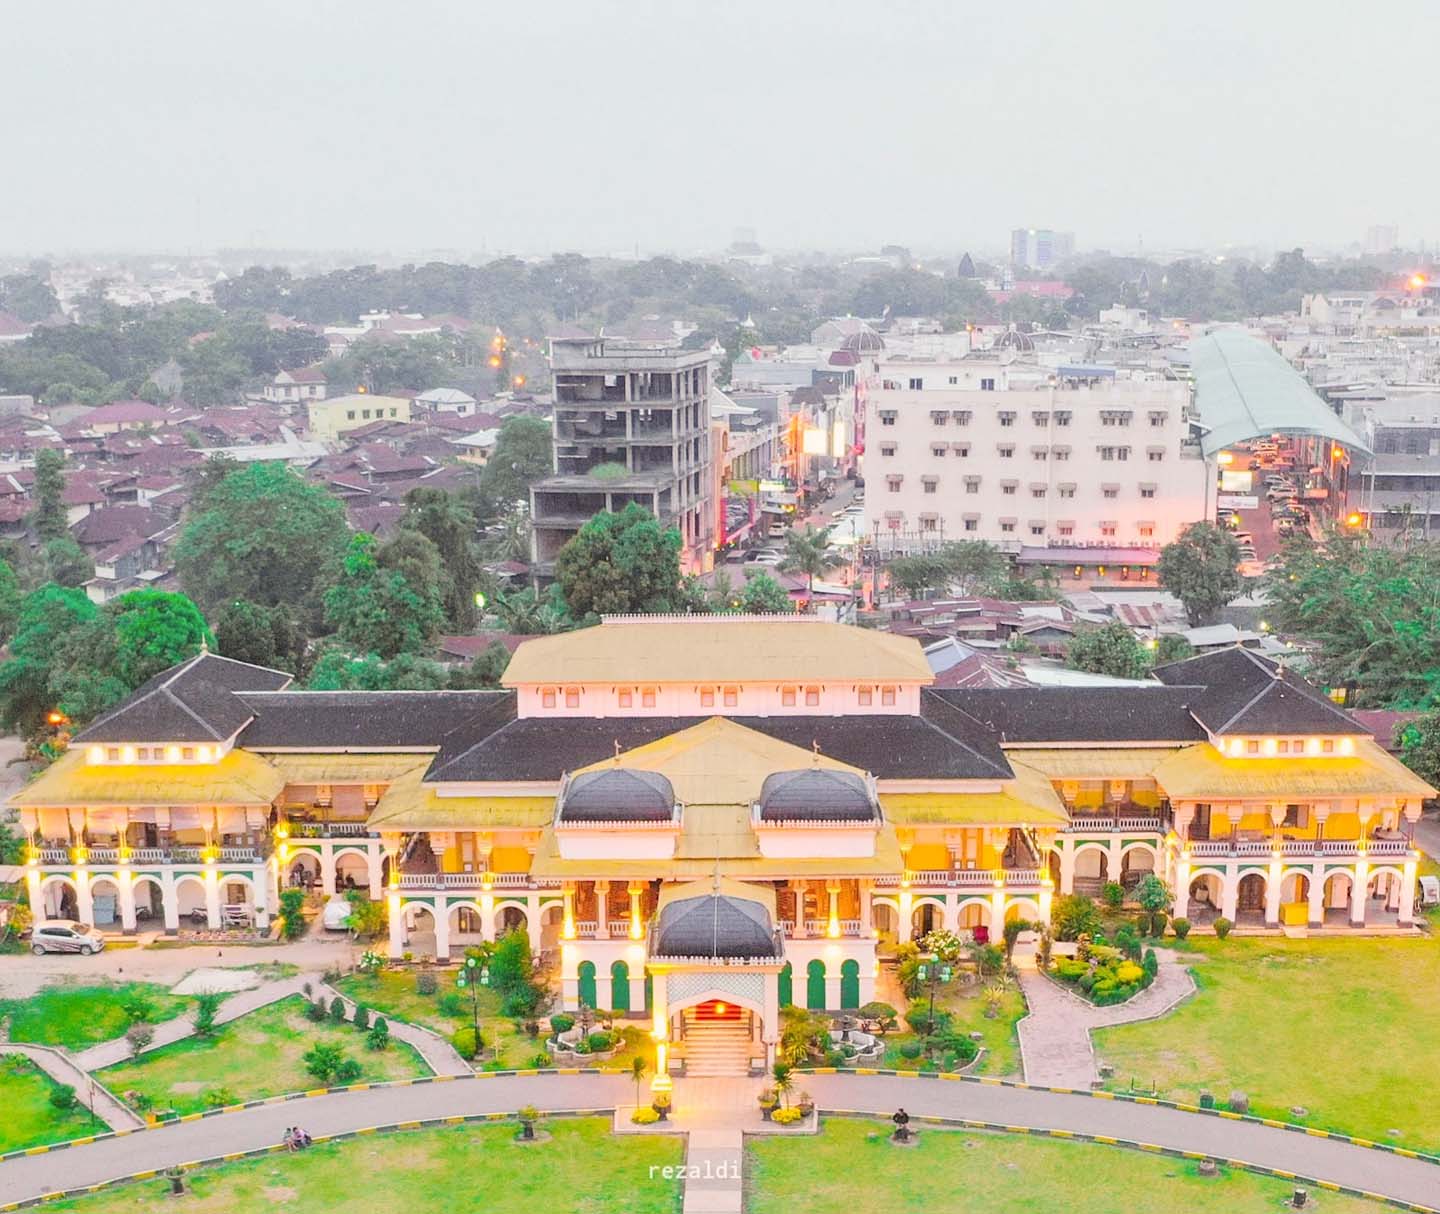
610;960;630;1013
840;959;860;1009
778;962;793;1007
806;959;827;1010
577;960;596;1008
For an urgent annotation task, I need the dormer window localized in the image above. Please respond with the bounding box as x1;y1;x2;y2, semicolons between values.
858;687;873;706
618;688;632;708
641;687;656;708
782;687;797;707
700;687;715;707
565;688;581;708
804;686;821;707
542;688;557;708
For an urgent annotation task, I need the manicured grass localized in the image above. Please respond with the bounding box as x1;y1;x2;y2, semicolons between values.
1093;936;1440;1153
0;1055;98;1152
97;996;428;1115
0;982;190;1050
747;1118;1387;1214
40;1117;683;1213
332;969;651;1072
880;979;1026;1076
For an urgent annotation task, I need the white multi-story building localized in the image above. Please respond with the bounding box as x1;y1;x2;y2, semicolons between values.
860;355;1214;551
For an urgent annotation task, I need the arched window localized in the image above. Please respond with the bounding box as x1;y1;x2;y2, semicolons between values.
806;959;827;1010
777;962;793;1008
610;960;630;1013
577;960;597;1008
840;959;860;1010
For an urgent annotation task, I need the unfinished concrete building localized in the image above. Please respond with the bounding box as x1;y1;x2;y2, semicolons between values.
530;336;715;574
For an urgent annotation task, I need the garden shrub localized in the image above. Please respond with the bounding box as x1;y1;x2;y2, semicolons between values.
304;999;328;1023
1078;971;1096;992
1149;911;1169;937
1213;917;1233;940
49;1083;77;1110
366;1024;390;1051
121;991;156;1025
823;1049;846;1068
125;1022;155;1057
531;1053;552;1069
1228;1090;1249;1114
1051;894;1102;942
452;1025;481;1059
302;1042;344;1083
1053;958;1088;981
415;970;439;996
587;1031;612;1052
631;1107;660;1124
1170;917;1191;939
858;1002;898;1033
771;1106;804;1125
1142;949;1158;979
334;1058;363;1084
936;1033;978;1064
278;888;306;940
1114;925;1141;960
194;991;223;1037
549;1013;575;1037
352;1005;370;1031
898;1041;923;1060
204;1087;235;1108
905;1005;951;1036
1102;881;1125;909
328;997;348;1023
1115;961;1145;985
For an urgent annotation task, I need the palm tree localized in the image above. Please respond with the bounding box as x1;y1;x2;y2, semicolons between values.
780;525;844;600
771;1060;795;1109
630;1055;648;1107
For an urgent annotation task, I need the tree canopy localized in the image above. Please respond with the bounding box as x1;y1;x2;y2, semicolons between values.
108;589;215;687
737;570;792;614
554;504;683;618
213;599;307;674
1157;522;1242;627
174;461;349;616
323;533;444;659
477;416;553;516
1064;620;1152;680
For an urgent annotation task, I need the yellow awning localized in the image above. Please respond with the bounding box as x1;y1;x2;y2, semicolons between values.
267;753;432;786
366;766;554;831
11;749;284;808
1002;747;1177;781
573;717;862;806
1151;739;1435;802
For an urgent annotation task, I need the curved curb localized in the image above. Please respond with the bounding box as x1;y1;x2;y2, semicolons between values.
794;1068;1440;1168
819;1110;1439;1214
0;1107;620;1211
0;1068;620;1164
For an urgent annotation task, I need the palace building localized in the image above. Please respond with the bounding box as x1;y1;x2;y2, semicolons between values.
11;617;1431;1081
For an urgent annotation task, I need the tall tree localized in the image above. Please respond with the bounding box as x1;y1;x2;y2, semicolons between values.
174;462;349;616
1157;522;1242;627
477;417;552;515
401;487;482;629
306;649;449;690
323;533;443;658
0;585;105;736
42;537;94;588
213;599;306;673
554;504;682;618
0;559;21;644
780;525;844;598
738;571;792;614
107;589;214;687
31;449;67;542
1064;621;1153;680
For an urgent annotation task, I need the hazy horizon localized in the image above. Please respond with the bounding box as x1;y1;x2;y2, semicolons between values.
7;0;1439;260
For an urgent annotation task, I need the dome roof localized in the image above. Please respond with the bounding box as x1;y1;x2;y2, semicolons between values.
559;768;676;822
996;328;1035;352
757;768;876;822
841;329;885;353
653;893;778;959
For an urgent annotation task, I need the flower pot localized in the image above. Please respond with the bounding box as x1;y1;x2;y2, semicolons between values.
652;1104;668;1121
760;1106;774;1121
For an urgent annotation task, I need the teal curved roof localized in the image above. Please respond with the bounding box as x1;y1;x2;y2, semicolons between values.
1189;329;1370;458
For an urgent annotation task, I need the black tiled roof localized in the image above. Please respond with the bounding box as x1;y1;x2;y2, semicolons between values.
427;711;1013;784
758;769;877;822
559;768;675;822
932;686;1208;745
77;653;292;744
653;893;778;959
1152;647;1365;735
238;690;514;749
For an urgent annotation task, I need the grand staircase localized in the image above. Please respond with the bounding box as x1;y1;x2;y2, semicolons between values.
679;1008;752;1077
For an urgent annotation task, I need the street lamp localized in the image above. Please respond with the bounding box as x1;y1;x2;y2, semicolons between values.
455;954;492;1063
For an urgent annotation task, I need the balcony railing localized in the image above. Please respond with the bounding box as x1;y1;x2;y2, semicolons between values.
1185;836;1413;859
395;871;557;892
1065;812;1167;833
290;822;374;838
802;919;866;937
32;845;264;866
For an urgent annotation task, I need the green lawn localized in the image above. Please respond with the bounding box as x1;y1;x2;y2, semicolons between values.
747;1118;1387;1214
0;1055;99;1152
40;1118;683;1213
0;982;191;1050
97;997;428;1115
332;969;650;1072
879;979;1026;1076
1093;936;1440;1153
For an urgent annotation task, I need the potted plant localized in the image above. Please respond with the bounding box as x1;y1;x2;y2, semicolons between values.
757;1087;779;1120
651;1091;672;1122
517;1104;540;1141
796;1090;814;1117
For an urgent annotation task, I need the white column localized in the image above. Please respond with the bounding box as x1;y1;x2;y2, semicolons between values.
990;882;1006;937
1307;865;1326;926
595;880;611;939
433;896;450;960
480;891;496;943
525;895;543;952
1350;859;1369;926
319;843;337;897
25;868;42;924
161;871;180;934
1399;860;1417;926
74;870;94;928
897;890;913;944
253;865;270;930
1219;867;1239;922
204;868;221;930
1058;843;1076;895
387;893;404;958
366;845;383;900
941;894;959;932
859;881;873;936
1171;856;1190;920
117;871;137;933
1265;856;1283;926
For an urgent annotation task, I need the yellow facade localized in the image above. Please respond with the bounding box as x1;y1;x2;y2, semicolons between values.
306;393;411;442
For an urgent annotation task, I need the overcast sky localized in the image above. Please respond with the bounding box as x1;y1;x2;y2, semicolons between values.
6;0;1438;260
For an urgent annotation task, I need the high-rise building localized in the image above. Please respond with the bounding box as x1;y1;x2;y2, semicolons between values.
1010;228;1075;270
1364;224;1399;255
530;336;715;573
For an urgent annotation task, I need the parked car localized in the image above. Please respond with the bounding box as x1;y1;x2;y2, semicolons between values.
29;920;105;956
321;897;353;932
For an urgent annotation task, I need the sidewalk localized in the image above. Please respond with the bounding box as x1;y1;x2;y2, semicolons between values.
0;1043;142;1133
314;982;470;1076
1015;947;1196;1088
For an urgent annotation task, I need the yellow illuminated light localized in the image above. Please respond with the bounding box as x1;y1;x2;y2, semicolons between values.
1262;738;1277;756
166;745;181;762
120;746;136;763
1217;451;1234;465
86;746;103;765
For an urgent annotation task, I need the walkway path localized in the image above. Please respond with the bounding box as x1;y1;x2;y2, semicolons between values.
0;1044;142;1133
72;975;312;1071
1;1073;1436;1209
1014;947;1196;1088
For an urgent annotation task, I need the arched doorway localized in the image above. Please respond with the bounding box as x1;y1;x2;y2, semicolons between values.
910;900;941;939
805;959;826;1010
1236;872;1266;923
1073;847;1111;897
778;962;793;1007
132;876;163;927
88;877;123;930
577;960;597;1008
956;900;991;944
1322;872;1353;925
334;851;370;894
871;902;897;940
497;904;528;937
1119;844;1156;892
540;904;565;952
1279;872;1310;907
611;960;630;1014
840;959;860;1009
1186;873;1221;923
284;850;321;891
448;902;482;947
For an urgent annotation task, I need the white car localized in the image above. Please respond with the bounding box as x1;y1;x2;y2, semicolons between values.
321;898;353;932
30;920;105;956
